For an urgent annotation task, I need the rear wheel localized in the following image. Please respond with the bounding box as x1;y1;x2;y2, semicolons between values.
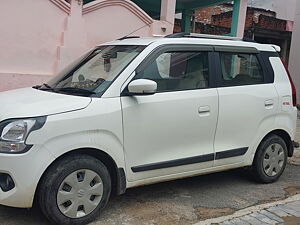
252;135;288;183
38;154;111;225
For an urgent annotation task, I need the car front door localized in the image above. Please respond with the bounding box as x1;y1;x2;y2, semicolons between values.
121;45;219;182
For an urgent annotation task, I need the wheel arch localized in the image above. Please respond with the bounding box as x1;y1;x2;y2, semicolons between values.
258;129;293;157
34;148;126;206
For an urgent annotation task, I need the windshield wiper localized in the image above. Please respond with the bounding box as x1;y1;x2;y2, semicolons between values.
33;83;55;91
42;83;53;89
55;87;96;95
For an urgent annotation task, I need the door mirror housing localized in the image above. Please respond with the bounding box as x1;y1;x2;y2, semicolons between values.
128;79;157;95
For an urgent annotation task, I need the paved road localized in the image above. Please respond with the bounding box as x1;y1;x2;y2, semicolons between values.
0;116;299;225
197;194;300;225
218;201;300;225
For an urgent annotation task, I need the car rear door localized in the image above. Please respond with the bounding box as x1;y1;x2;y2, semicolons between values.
213;46;278;166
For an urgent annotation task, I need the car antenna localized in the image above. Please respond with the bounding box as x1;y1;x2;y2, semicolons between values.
117;14;160;40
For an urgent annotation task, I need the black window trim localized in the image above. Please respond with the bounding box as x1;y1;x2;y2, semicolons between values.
214;46;259;54
121;44;216;96
121;45;278;95
260;51;277;83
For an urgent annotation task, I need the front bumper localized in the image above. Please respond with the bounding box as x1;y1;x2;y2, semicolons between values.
0;145;55;208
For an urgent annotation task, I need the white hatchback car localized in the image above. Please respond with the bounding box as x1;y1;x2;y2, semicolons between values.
0;33;298;225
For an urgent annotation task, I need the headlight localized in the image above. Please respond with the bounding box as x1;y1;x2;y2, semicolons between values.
0;117;46;153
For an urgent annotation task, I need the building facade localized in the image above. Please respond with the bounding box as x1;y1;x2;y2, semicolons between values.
0;0;176;92
175;4;292;62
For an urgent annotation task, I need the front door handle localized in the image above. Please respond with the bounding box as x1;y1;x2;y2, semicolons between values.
198;106;210;116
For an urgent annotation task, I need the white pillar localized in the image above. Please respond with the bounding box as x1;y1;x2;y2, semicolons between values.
151;0;176;36
289;0;300;101
160;0;176;25
236;0;248;37
56;0;87;72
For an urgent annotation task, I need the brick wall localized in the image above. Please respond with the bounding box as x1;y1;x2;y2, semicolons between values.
195;23;230;35
195;4;232;24
211;10;255;29
174;19;230;35
174;3;287;33
211;8;284;31
257;15;287;31
195;3;276;25
211;11;232;28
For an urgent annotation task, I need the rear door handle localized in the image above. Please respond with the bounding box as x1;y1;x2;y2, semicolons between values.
265;100;274;108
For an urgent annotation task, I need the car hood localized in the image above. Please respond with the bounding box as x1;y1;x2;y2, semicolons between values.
0;87;92;121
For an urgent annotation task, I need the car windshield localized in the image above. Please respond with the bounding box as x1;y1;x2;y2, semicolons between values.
43;45;145;96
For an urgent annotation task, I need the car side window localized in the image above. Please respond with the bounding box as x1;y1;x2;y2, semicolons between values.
135;51;209;92
220;52;264;86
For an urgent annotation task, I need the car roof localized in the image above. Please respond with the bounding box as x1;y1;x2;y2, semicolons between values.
101;36;278;52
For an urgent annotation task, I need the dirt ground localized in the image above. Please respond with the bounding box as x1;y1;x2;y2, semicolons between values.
282;216;300;225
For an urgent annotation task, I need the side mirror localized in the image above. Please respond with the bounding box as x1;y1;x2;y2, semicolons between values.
128;79;157;95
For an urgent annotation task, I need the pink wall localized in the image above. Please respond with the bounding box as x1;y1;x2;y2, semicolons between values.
273;0;297;21
0;0;67;76
0;0;176;92
0;74;52;92
0;0;68;91
83;0;153;45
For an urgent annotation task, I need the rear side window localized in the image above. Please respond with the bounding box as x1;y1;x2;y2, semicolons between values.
220;53;264;86
135;51;209;92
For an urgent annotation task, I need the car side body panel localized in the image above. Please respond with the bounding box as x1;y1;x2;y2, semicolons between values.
27;98;125;168
270;57;298;140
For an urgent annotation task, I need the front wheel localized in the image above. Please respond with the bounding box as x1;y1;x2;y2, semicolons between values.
252;134;288;183
38;154;111;225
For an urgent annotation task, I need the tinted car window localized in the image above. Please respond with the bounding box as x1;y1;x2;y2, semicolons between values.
220;53;264;86
135;51;209;92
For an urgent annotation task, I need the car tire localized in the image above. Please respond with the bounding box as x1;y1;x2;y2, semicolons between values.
252;134;288;183
37;154;111;225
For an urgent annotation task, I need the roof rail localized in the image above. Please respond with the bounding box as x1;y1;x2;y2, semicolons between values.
165;32;245;41
242;37;257;43
271;45;281;52
165;32;190;38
